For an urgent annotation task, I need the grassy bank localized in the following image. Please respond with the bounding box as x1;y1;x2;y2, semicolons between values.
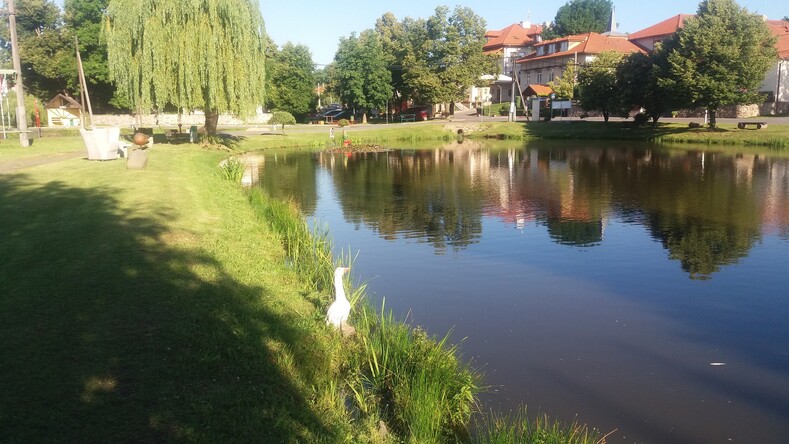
0;139;605;442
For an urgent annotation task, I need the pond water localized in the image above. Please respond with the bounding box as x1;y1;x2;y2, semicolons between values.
254;141;789;443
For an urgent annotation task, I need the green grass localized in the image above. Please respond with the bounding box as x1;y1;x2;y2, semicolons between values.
473;408;608;444
0;143;349;441
467;121;789;148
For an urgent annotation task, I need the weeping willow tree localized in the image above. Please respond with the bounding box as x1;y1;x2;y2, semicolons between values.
103;0;266;136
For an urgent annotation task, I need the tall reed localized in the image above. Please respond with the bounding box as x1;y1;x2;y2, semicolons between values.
473;408;609;444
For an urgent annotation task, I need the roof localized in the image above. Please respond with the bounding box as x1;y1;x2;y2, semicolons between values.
484;22;544;52
629;14;694;40
46;93;82;109
766;20;789;59
516;32;644;64
523;84;554;97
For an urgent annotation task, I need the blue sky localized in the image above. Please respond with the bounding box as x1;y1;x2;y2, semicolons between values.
260;0;786;66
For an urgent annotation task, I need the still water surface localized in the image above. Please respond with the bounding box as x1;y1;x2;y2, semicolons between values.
254;141;789;443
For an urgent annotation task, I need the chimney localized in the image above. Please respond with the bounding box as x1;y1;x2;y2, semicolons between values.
521;20;531;29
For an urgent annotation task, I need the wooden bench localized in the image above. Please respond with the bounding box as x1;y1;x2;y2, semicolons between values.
400;113;415;123
737;121;768;129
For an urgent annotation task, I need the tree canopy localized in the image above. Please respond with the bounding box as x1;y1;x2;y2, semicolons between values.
104;0;267;135
657;0;777;126
401;6;496;111
333;30;392;118
265;42;315;118
578;51;627;121
543;0;613;40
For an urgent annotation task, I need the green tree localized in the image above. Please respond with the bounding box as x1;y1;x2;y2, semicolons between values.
104;0;266;136
333;30;392;121
551;61;577;99
657;0;777;127
266;42;315;119
542;0;613;40
268;110;295;134
0;0;74;101
64;0;119;111
616;52;673;125
401;6;496;113
577;51;627;121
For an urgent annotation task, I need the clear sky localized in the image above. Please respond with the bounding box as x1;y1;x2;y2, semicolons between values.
260;0;786;66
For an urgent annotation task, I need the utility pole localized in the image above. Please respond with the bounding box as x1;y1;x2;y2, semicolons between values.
7;0;29;147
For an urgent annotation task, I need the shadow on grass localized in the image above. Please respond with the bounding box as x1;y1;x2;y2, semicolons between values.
518;120;696;141
0;175;336;442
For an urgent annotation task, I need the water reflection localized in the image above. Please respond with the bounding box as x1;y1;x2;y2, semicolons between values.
256;143;788;280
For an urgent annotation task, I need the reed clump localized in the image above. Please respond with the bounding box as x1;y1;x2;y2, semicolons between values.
249;187;602;443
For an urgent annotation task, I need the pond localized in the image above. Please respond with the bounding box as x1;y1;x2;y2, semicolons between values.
254;141;789;443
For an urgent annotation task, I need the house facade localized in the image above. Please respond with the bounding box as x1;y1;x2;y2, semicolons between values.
761;20;789;114
471;21;543;107
515;32;644;97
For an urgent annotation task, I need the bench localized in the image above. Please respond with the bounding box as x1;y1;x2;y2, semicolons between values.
737;121;768;129
400;113;415;123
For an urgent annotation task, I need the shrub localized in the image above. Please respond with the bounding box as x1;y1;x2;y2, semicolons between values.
633;112;649;127
337;118;350;127
268;111;296;133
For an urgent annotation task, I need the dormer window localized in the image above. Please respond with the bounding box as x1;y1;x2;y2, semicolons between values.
560;41;568;52
537;46;545;56
548;44;556;54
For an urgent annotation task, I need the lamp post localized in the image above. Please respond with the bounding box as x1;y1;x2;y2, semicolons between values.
509;55;517;122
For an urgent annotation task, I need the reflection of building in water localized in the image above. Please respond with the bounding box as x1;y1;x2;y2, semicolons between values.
757;159;789;236
239;154;264;187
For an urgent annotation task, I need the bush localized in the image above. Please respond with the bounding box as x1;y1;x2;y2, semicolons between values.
268;111;296;127
633;112;649;127
337;118;350;127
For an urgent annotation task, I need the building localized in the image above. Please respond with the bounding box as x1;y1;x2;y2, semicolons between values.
628;14;694;52
515;32;644;95
46;93;83;127
473;21;543;106
761;20;789;114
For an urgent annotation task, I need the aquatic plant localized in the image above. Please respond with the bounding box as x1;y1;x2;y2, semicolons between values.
219;158;245;182
473;408;609;444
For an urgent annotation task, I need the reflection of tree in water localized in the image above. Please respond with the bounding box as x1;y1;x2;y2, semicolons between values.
545;219;603;247
647;213;759;280
593;149;763;280
326;151;485;253
258;153;318;214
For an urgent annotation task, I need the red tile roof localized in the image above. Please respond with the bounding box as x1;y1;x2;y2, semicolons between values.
766;20;789;59
516;32;644;64
523;84;554;96
629;14;694;40
484;23;544;52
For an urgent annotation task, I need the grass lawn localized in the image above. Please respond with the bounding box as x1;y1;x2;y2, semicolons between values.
0;142;347;441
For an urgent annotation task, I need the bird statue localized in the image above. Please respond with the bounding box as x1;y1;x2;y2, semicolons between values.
326;266;351;329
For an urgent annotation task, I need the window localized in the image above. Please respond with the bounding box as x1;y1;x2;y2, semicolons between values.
560;41;568;52
537;46;545;56
548;44;556;54
548;69;554;82
525;73;530;85
537;72;543;83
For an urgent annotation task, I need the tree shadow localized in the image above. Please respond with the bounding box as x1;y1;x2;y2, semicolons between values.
0;175;337;442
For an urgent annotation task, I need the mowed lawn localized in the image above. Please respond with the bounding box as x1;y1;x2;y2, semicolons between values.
0;140;345;442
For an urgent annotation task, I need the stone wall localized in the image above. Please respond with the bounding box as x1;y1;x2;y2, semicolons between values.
89;112;273;128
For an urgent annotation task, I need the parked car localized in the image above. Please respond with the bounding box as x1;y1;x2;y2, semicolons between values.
397;106;431;122
323;109;355;123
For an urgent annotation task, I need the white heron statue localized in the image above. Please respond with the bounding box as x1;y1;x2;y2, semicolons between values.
326;266;351;328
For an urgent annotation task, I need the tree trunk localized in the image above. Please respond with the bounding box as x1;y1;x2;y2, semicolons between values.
204;109;219;136
652;116;660;128
449;101;455;116
603;111;610;122
708;108;717;128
